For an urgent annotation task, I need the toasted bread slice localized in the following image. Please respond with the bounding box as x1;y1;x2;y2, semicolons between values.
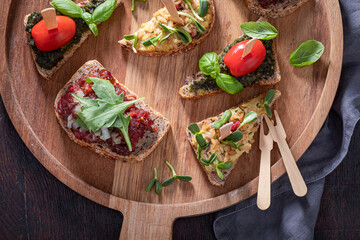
246;0;310;19
179;19;281;100
24;0;121;80
187;90;281;187
54;60;171;162
119;0;215;56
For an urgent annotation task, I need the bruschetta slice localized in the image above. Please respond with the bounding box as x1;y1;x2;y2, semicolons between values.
24;0;120;80
119;0;215;56
55;60;170;162
187;90;280;187
179;18;281;99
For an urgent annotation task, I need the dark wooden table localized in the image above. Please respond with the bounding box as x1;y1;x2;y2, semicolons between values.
0;96;359;240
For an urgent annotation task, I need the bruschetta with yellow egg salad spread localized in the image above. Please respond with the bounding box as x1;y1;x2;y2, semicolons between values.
119;0;215;56
24;0;120;80
55;60;170;162
187;90;280;187
179;18;281;99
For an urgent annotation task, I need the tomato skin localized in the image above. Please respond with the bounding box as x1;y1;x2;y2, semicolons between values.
224;40;266;77
31;16;76;52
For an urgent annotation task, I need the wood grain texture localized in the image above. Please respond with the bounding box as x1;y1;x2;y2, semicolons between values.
0;0;342;239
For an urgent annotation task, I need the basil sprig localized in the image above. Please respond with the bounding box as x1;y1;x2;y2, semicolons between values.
162;161;192;187
183;0;204;22
188;123;208;149
240;22;278;40
131;0;147;11
72;77;143;151
289;40;325;67
199;52;244;94
50;0;117;37
146;168;162;195
258;89;275;117
201;153;232;180
212;110;232;129
240;111;258;127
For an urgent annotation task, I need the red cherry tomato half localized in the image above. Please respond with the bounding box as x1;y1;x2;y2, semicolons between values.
31;16;76;52
224;40;266;77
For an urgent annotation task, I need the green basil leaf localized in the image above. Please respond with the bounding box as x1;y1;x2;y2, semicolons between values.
162;177;175;187
264;89;275;105
221;140;238;149
155;181;162;194
176;175;192;181
50;0;84;18
240;22;278;40
216;166;224;180
92;0;116;23
124;34;135;40
225;131;243;142
82;12;93;24
201;158;210;166
240;111;258;127
188;123;200;134
88;23;98;36
196;133;208;148
199;52;220;79
215;73;244;94
265;104;272;118
145;179;156;192
217;161;233;170
87;77;124;104
112;115;132;151
176;29;192;44
289;40;325;67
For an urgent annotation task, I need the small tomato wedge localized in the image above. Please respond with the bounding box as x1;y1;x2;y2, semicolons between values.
32;16;76;52
224;39;266;77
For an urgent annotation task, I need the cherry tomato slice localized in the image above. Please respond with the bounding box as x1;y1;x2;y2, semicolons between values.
31;16;76;52
224;39;266;77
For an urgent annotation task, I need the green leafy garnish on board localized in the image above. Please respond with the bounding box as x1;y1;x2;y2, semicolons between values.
146;168;162;195
240;22;278;40
289;40;325;67
72;77;143;151
50;0;117;36
162;162;192;187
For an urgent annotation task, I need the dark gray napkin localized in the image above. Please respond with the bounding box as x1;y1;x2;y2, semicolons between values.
213;1;360;239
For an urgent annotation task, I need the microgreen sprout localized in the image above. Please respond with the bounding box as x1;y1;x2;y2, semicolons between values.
183;0;204;22
200;153;233;180
162;162;192;187
188;123;209;149
258;89;275;117
146;168;162;195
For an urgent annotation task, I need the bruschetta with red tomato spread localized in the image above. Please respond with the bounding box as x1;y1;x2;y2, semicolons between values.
55;60;170;162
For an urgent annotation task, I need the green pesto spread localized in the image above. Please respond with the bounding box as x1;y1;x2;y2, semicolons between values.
189;36;276;94
25;0;106;70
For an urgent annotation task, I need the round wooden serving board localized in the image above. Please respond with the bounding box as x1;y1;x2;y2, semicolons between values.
0;0;342;239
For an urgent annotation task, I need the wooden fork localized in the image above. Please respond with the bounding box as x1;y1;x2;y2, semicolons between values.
257;122;273;210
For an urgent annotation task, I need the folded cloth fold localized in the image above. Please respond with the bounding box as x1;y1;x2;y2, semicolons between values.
213;1;360;239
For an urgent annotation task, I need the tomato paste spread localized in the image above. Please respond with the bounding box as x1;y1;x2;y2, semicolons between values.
57;68;156;156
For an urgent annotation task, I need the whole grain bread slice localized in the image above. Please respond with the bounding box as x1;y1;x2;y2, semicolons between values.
118;0;215;56
246;0;310;19
54;60;171;163
24;0;121;80
186;90;281;187
178;18;281;100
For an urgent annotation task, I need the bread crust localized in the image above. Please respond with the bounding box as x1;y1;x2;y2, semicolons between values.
24;0;121;80
118;0;216;56
186;90;281;187
178;36;281;99
54;60;171;163
245;0;311;19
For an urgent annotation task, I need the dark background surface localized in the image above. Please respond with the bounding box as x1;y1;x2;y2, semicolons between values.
0;96;359;240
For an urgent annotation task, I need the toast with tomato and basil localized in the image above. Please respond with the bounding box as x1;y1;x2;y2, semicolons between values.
187;90;280;187
119;0;215;56
179;18;281;99
24;0;120;80
246;0;310;19
55;60;170;162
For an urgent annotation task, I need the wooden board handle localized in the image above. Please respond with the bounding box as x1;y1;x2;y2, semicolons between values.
119;210;175;240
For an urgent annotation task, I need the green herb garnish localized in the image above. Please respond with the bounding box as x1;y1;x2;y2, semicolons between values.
143;32;163;47
240;111;257;127
240;22;278;40
199;52;243;94
162;161;192;187
50;0;117;36
258;89;275;117
188;123;208;149
72;77;143;151
158;22;192;44
178;12;206;34
146;168;162;195
183;0;204;22
198;0;209;17
201;153;217;166
289;40;325;67
225;130;243;142
212;110;232;129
